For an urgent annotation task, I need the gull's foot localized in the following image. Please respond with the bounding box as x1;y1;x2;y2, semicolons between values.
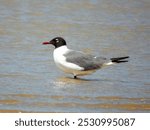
74;75;77;79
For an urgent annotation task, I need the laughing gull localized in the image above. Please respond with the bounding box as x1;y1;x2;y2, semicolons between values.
42;37;129;79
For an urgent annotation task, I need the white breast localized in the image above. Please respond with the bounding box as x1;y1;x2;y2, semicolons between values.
53;46;84;75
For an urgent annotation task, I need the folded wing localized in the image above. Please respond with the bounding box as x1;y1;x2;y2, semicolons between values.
64;50;109;71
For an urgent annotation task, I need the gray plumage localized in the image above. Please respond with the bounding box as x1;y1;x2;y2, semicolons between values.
64;50;110;71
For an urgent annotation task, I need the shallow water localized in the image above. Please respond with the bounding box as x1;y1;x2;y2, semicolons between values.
0;0;150;112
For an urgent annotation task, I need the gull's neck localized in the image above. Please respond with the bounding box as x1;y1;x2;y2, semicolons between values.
54;45;69;55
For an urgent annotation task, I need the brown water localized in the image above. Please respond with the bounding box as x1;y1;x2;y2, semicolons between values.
0;0;150;112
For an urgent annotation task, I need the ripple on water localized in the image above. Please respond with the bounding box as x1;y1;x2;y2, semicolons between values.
0;94;150;112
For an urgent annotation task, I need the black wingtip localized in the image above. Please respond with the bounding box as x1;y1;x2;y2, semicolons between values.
111;56;129;63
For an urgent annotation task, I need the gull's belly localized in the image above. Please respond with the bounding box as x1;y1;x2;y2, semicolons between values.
54;56;96;76
55;61;96;76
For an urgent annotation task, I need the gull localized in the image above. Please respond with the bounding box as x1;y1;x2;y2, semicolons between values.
42;37;129;79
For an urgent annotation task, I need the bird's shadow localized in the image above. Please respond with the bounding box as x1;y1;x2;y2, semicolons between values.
67;76;100;81
54;74;129;86
55;76;101;85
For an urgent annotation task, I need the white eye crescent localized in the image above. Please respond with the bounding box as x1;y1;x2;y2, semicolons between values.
56;39;59;43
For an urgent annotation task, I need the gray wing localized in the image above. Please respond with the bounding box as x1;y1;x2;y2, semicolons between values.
64;50;109;70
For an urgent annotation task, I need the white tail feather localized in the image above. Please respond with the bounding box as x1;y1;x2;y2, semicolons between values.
105;61;114;66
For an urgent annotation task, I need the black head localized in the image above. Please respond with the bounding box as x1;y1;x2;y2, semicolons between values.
42;37;66;48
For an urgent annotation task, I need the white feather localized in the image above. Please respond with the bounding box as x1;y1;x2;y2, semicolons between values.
105;61;114;66
53;46;85;75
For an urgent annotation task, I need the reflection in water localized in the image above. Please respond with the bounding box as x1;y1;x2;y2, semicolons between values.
56;77;98;84
52;77;89;88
